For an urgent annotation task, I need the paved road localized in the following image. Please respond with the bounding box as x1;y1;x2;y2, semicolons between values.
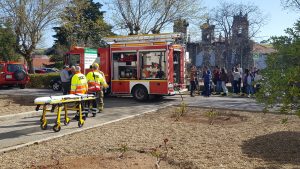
0;87;61;96
0;88;264;153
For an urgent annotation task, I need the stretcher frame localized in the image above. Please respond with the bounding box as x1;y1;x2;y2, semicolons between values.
34;94;97;132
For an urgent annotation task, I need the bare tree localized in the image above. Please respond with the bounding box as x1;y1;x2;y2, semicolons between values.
108;0;205;35
0;0;66;73
211;1;267;41
281;0;300;11
208;1;268;69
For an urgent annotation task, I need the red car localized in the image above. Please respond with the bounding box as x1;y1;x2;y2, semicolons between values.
0;61;30;89
34;68;47;74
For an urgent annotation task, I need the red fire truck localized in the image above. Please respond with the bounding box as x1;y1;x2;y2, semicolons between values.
65;33;186;101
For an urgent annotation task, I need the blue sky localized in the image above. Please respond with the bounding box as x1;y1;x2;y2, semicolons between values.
40;0;299;48
202;0;299;42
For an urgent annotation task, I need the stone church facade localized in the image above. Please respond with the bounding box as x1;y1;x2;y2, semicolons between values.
175;12;254;70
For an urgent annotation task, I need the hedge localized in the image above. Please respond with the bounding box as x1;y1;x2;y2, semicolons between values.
27;73;60;89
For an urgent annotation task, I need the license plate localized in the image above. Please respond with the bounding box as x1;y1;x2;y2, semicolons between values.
6;75;12;79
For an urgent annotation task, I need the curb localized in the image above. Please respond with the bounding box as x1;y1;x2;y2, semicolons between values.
0;103;173;154
184;105;264;113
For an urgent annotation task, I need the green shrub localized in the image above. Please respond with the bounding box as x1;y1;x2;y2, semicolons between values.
27;73;60;89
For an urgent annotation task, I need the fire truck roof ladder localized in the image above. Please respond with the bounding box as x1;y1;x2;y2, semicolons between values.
103;33;183;44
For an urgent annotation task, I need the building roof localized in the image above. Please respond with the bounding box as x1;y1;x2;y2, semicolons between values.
253;43;276;54
18;55;54;68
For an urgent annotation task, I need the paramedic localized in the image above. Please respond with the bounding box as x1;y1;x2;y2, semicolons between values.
86;63;108;112
70;66;88;94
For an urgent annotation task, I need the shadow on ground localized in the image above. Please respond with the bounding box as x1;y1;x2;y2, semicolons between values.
241;131;300;165
0;95;36;106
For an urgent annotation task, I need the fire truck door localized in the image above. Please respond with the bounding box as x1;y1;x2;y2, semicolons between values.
111;80;130;93
180;48;185;84
98;48;110;83
168;48;174;83
173;50;181;84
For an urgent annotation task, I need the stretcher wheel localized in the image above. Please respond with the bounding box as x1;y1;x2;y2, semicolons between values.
64;117;70;126
78;120;84;128
92;113;96;117
40;121;48;130
53;124;61;132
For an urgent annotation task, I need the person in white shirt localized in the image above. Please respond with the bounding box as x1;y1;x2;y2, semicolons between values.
232;67;240;94
60;65;71;95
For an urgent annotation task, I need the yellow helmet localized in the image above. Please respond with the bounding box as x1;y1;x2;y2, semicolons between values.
92;63;99;69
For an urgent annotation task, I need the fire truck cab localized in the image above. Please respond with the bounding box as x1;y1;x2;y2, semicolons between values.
66;33;186;101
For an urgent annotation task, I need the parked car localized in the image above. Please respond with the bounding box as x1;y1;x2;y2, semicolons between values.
50;77;62;91
43;68;59;73
0;61;30;89
34;68;47;74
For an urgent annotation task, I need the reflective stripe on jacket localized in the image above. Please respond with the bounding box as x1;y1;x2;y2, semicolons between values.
86;71;107;88
70;73;88;94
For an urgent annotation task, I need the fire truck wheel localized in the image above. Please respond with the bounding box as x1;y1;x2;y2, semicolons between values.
132;85;149;101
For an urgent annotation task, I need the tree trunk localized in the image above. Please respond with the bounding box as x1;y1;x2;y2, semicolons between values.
224;37;230;69
24;55;34;74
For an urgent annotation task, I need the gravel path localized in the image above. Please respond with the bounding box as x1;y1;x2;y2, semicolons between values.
0;95;36;116
0;107;299;169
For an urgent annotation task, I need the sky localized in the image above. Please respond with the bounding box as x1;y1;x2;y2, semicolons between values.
40;0;299;48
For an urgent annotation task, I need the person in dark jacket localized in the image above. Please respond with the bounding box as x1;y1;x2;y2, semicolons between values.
202;66;212;97
244;69;254;97
190;65;197;97
220;67;228;96
213;66;222;94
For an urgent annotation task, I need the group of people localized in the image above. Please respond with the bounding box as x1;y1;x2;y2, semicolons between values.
189;64;262;98
59;63;108;112
189;65;212;97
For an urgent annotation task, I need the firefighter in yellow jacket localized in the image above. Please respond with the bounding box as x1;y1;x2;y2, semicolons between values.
86;63;108;112
70;66;88;94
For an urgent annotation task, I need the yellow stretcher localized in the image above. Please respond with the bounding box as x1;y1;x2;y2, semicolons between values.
34;94;97;132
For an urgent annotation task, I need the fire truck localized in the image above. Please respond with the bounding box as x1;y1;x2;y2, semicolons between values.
65;33;186;101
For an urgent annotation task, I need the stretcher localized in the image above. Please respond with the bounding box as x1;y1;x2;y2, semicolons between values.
34;94;97;132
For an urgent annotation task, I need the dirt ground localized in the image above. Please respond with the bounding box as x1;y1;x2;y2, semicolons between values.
0;106;299;169
0;95;37;116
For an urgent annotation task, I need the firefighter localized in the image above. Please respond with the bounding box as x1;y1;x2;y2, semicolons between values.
97;64;108;111
70;66;88;94
86;63;108;112
70;66;88;120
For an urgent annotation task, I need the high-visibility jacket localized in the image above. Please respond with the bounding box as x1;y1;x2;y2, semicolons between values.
98;70;105;79
98;70;108;88
70;73;88;94
86;71;108;90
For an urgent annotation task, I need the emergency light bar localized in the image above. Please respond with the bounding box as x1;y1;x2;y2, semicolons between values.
103;33;183;43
